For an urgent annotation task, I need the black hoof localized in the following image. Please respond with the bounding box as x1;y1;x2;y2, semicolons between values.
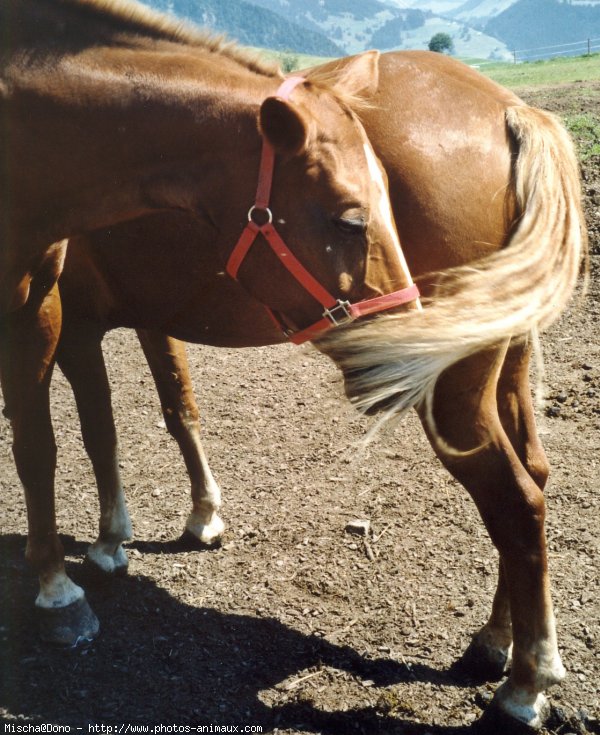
37;595;100;647
545;705;592;735
178;530;222;551
82;555;128;580
457;637;510;683
476;696;549;734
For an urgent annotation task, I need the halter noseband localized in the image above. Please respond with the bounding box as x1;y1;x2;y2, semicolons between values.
226;76;420;345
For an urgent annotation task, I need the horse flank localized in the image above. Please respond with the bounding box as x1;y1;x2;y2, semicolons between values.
316;104;587;424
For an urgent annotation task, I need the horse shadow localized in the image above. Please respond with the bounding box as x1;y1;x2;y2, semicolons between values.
1;533;488;734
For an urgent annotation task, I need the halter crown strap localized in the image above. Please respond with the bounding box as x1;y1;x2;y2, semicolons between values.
226;76;421;345
251;76;305;212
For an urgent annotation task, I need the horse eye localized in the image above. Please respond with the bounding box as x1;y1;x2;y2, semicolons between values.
334;216;367;236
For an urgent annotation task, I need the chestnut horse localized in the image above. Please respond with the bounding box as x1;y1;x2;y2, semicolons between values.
54;50;586;729
0;1;418;658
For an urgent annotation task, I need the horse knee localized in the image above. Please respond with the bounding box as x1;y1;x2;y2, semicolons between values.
445;438;548;560
13;430;57;467
495;484;547;559
163;406;199;442
12;421;57;493
525;448;550;490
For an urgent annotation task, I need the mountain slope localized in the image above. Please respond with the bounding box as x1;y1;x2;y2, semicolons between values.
388;0;514;19
450;0;517;24
486;0;600;54
147;0;343;54
248;0;510;57
386;15;510;58
247;0;424;54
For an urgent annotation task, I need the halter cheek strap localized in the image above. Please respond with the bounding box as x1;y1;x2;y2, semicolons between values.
226;76;420;345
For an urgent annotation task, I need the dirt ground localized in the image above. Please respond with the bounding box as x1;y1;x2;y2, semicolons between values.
1;82;599;734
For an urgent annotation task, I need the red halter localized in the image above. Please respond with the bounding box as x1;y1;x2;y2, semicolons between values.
226;76;420;345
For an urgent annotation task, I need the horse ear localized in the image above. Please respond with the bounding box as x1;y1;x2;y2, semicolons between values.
259;96;310;156
329;50;380;99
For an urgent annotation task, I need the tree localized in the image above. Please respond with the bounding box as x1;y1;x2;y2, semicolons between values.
279;50;299;73
428;32;454;54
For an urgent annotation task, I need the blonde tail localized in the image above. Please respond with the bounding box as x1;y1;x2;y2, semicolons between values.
316;105;587;417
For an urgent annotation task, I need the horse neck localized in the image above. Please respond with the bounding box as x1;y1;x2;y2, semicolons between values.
3;15;277;246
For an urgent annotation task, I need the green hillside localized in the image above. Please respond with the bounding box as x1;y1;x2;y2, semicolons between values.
486;0;600;56
147;0;343;55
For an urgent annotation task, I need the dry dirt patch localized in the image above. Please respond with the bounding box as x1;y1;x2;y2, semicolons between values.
1;82;599;734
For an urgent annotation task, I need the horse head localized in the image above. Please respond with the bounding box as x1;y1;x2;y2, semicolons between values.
221;51;420;347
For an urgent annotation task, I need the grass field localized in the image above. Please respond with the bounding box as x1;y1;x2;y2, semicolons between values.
478;52;600;89
564;113;600;159
265;48;600;91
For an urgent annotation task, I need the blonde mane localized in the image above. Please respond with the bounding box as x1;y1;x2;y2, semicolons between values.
305;64;375;113
62;0;281;77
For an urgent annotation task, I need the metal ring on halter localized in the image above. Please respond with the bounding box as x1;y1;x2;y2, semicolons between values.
248;205;273;225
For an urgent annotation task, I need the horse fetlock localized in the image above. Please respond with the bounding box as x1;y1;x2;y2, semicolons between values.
113;514;133;541
185;510;225;546
37;595;100;647
534;647;566;689
25;534;64;571
36;572;84;609
100;499;132;541
515;635;566;690
86;540;129;574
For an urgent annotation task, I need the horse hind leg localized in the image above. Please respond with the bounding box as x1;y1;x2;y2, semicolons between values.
462;338;552;680
496;338;550;490
461;561;513;682
1;279;99;645
57;322;132;575
137;330;224;546
420;345;564;730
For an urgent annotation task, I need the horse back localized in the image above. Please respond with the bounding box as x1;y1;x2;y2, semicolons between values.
315;51;522;290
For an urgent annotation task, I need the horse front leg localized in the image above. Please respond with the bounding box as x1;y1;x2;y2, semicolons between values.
0;282;99;645
136;329;224;546
56;320;132;575
420;345;564;730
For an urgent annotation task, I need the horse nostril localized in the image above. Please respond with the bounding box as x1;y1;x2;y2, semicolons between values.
338;272;353;293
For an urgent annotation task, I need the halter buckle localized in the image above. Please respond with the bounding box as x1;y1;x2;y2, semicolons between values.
323;300;353;326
